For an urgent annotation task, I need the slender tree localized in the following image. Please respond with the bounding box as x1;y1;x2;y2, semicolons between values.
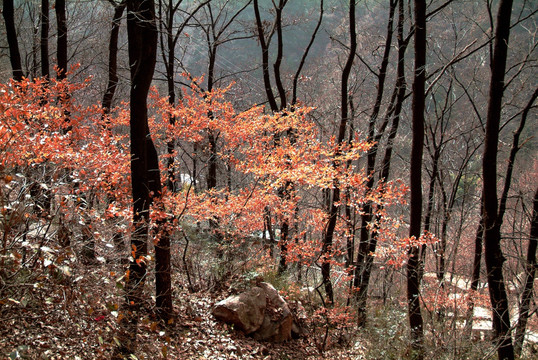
514;186;538;357
126;0;157;322
354;0;398;325
482;0;515;358
253;0;322;275
407;0;426;358
199;0;252;191
41;0;50;79
102;0;126;114
319;0;356;304
354;0;409;320
158;0;209;190
55;0;67;80
3;0;24;81
253;0;279;112
117;0;171;354
253;0;288;272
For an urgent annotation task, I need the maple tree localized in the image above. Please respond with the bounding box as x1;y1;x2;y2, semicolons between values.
0;70;407;356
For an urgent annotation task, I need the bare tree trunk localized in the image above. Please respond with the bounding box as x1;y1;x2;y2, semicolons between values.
407;0;426;357
291;0;323;106
126;0;156;331
253;0;292;274
319;0;356;305
41;0;50;79
3;0;23;81
116;0;171;355
470;211;484;294
253;0;278;112
465;205;484;336
102;1;126;113
206;39;218;192
358;0;407;317
55;0;67;80
497;87;538;226
482;0;515;358
158;0;207;190
514;186;538;357
27;0;52;219
162;0;177;190
354;0;397;326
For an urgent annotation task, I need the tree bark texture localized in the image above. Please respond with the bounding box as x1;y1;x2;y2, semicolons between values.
102;1;126;113
55;0;67;80
253;0;278;112
319;0;356;305
355;0;397;326
3;0;24;81
253;0;295;275
127;0;171;327
41;0;50;79
514;186;538;357
482;0;515;358
407;0;426;358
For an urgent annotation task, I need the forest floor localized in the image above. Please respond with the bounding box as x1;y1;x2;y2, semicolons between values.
2;224;537;359
0;252;366;360
0;288;365;360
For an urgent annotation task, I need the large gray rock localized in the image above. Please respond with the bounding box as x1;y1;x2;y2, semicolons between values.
212;282;293;342
212;286;266;334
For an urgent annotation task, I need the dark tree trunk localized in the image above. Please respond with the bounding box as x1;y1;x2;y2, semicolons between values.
514;186;538;357
33;0;53;217
272;0;286;109
465;206;484;335
117;0;171;354
207;130;218;190
291;0;323;106
162;0;177;191
482;0;515;358
264;208;276;258
470;209;484;293
206;39;218;191
420;142;441;284
320;0;356;305
407;0;426;358
354;0;397;326
55;0;71;135
501;87;537;356
3;0;23;81
253;0;294;274
41;0;50;79
126;0;156;311
278;216;289;274
153;197;172;322
253;0;278;112
129;0;172;322
55;0;67;80
497;87;538;226
102;1;126;113
164;0;176;191
158;0;207;191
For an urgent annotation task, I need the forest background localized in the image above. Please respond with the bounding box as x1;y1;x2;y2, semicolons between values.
0;0;537;359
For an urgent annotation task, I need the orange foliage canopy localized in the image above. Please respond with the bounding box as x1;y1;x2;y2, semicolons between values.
1;75;408;274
